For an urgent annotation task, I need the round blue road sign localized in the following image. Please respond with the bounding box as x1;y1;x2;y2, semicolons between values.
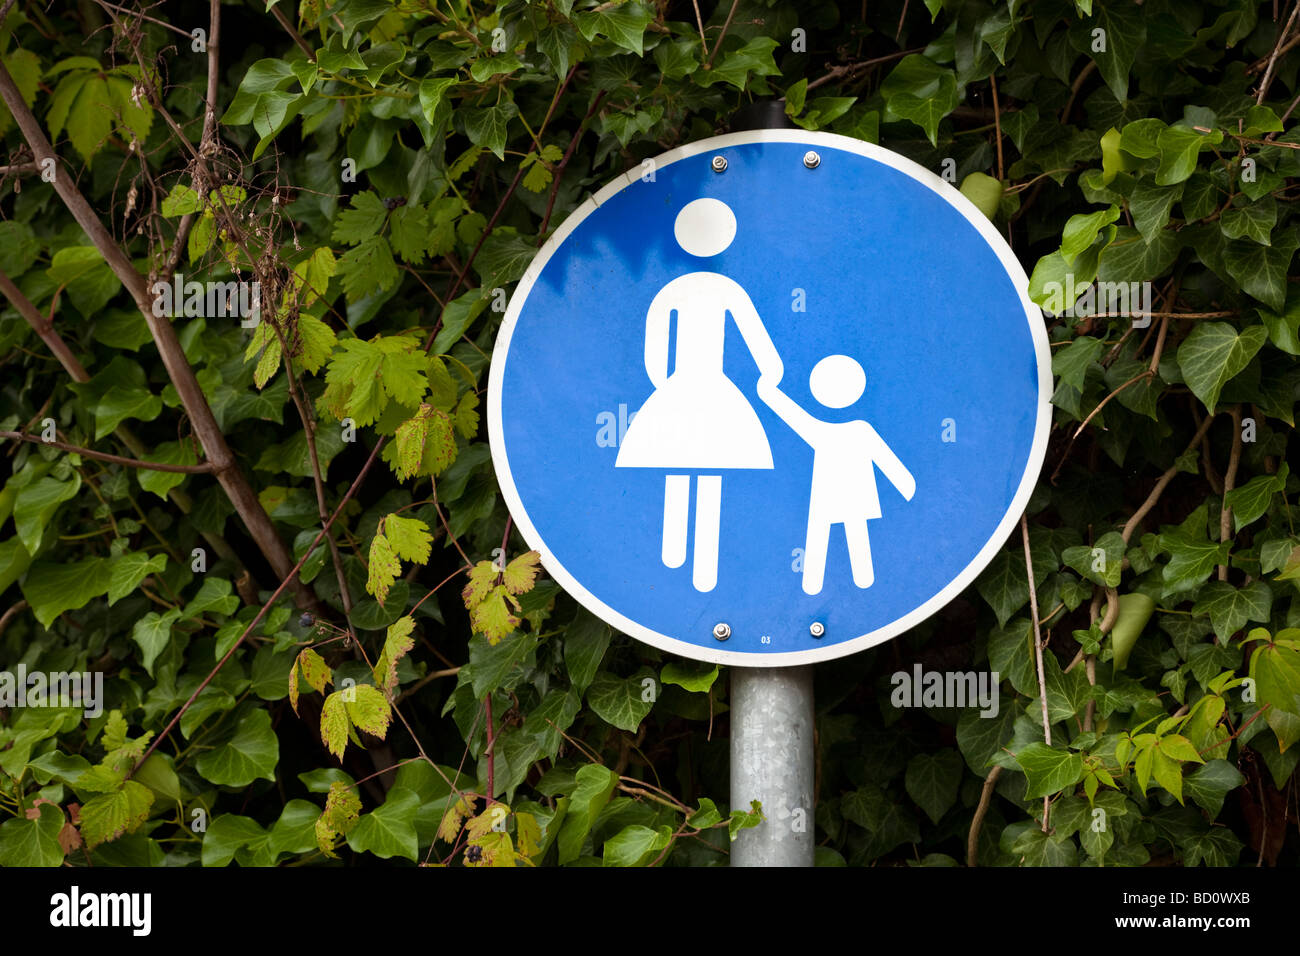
488;129;1051;666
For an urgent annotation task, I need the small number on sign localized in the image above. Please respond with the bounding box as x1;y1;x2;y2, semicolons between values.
760;635;771;644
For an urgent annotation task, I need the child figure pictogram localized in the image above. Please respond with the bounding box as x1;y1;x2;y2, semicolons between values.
757;355;916;595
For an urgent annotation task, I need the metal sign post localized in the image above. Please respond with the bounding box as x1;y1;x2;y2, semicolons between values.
487;114;1051;868
730;664;815;866
727;104;815;868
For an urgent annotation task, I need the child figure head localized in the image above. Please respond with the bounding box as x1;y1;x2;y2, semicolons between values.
809;354;866;409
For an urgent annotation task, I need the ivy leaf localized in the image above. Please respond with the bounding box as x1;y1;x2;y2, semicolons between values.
975;550;1029;627
556;764;618;864
603;824;672;866
1015;742;1084;798
1176;322;1268;412
1250;639;1300;720
0;803;65;867
1183;759;1244;818
660;660;719;693
1061;532;1126;588
201;815;268;867
431;290;489;355
880;54;958;146
1223;235;1298;311
1182;827;1243;867
1060;204;1120;265
1053;336;1104;391
20;559;112;629
904;751;962;824
1128;181;1181;242
1220;196;1277;245
1155;126;1211;185
462;102;518;160
14;475;82;554
586;670;654;732
195;708;279;787
572;1;655;55
1192;582;1272;642
418;76;457;126
107;552;167;606
1224;464;1289;530
564;611;611;693
131;609;182;676
348;787;420;862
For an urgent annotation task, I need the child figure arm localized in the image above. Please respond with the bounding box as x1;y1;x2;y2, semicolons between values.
865;424;916;500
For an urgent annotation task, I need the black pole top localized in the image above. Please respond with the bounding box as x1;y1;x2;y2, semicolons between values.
727;100;797;132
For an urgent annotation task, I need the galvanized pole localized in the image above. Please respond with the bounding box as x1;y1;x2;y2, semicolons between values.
726;101;816;868
730;665;815;866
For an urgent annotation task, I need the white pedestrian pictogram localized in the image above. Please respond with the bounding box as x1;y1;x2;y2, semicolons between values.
618;199;914;595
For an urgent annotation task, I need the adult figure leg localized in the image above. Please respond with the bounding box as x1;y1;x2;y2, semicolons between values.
662;475;690;568
801;511;832;595
693;475;722;592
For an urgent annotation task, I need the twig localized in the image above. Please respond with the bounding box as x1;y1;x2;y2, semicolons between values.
990;73;1004;182
689;0;708;59
537;88;605;243
1060;60;1097;124
1020;513;1051;831
703;0;741;70
1219;405;1243;580
1257;0;1300;105
804;48;924;93
1120;411;1219;545
0;600;27;640
270;2;316;60
0;431;217;472
967;765;1003;866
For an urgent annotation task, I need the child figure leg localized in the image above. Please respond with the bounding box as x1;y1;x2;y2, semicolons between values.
844;520;875;589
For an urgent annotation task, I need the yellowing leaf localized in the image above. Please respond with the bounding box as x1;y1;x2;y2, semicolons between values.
320;691;350;760
367;532;401;604
502;551;542;595
345;684;393;739
384;514;432;564
296;647;331;695
438;795;473;843
462;561;498;608
469;585;521;644
374;616;415;693
322;781;361;832
465;803;509;840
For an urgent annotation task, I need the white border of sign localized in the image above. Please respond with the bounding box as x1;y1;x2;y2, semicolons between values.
488;129;1052;668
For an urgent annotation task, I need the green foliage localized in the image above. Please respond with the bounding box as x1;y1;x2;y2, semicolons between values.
1;0;1298;869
